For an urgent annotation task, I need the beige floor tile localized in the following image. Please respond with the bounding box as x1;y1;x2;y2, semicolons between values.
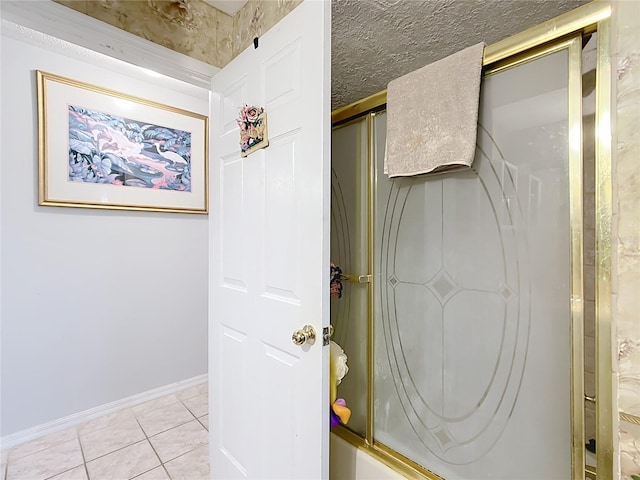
176;383;207;402
136;403;194;437
148;420;208;463
180;393;208;418
6;438;83;480
132;395;179;418
77;408;135;436
48;465;88;480
8;429;78;461
131;466;170;480
86;440;159;480
197;415;209;431
79;416;145;461
164;445;209;480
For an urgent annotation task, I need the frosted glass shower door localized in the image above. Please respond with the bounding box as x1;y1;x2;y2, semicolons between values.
331;119;369;436
373;48;575;479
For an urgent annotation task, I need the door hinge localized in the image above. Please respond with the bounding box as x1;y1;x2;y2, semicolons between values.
323;325;334;346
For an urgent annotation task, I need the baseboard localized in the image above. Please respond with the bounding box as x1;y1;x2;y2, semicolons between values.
0;374;207;450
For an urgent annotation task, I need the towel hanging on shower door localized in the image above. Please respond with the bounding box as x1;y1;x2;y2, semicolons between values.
384;42;485;177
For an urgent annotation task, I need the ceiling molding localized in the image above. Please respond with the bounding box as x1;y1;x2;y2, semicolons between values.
201;0;248;16
0;0;219;89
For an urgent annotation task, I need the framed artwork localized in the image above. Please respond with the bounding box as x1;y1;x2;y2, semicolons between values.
37;71;208;214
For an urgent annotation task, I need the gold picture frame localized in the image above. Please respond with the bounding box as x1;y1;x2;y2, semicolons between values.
37;71;209;214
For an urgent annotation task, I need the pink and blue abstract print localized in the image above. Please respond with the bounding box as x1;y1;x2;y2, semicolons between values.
67;105;192;192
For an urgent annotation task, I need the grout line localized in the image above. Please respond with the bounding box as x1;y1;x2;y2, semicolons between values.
43;466;83;480
129;464;164;480
78;408;137;438
140;419;195;439
178;397;207;422
22;435;85;480
138;411;208;478
8;386;208;480
135;400;198;438
149;421;206;465
79;428;147;464
2;377;207;451
41;464;84;479
75;430;91;480
161;443;209;464
161;463;173;480
132;396;181;420
176;392;199;403
135;417;166;478
196;416;208;432
5;430;77;463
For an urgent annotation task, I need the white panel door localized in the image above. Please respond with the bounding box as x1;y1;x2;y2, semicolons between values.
209;1;331;479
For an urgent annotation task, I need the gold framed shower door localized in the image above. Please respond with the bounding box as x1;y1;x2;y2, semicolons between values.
330;2;614;479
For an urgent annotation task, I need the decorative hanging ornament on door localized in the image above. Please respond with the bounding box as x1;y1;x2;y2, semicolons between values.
237;105;269;157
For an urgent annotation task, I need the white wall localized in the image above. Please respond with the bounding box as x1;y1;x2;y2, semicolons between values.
0;23;209;436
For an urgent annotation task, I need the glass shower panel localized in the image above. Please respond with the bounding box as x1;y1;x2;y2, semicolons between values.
373;49;572;479
331;119;369;436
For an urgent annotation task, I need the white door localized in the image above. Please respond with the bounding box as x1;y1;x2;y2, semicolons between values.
208;1;331;479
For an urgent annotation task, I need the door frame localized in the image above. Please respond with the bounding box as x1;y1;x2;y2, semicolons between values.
331;2;614;479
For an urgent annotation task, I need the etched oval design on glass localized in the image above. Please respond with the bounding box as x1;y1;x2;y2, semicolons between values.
379;124;531;464
331;165;353;341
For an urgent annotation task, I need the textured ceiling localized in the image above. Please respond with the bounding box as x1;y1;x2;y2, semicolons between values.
331;0;591;109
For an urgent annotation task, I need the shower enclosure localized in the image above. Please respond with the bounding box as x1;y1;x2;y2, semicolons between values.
329;4;612;479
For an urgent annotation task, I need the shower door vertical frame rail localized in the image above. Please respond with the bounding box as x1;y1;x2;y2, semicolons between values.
330;3;613;479
594;16;614;479
365;112;375;446
568;35;587;480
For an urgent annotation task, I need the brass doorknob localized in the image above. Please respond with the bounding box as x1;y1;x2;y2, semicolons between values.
292;325;316;346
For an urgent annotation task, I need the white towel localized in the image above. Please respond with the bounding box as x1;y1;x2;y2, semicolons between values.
384;42;485;177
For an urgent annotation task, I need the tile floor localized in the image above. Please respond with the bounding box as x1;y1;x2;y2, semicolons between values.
1;383;209;480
